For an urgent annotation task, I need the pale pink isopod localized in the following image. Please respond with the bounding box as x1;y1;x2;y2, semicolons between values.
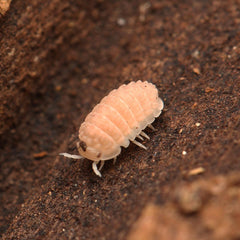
60;80;164;177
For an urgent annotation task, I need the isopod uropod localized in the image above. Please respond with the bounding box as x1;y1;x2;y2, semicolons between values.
60;80;164;177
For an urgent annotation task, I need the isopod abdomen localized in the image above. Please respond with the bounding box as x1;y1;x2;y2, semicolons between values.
60;80;164;177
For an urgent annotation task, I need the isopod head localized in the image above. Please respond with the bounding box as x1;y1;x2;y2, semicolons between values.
77;136;121;162
77;140;101;161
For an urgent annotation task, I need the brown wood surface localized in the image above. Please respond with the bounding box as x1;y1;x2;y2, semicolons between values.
0;0;239;239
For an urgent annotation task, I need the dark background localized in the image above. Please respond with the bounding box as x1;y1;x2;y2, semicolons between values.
0;0;239;239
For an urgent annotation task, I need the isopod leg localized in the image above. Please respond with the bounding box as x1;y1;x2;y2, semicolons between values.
140;131;150;140
132;140;147;150
113;157;117;165
148;124;157;131
92;161;102;177
136;135;144;141
99;161;105;171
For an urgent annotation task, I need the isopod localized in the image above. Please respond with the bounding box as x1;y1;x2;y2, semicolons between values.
60;80;164;177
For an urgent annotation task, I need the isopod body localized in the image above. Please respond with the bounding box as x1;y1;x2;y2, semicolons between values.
60;80;164;177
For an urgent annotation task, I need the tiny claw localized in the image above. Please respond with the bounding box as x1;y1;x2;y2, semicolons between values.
136;135;144;141
148;124;157;131
132;140;147;150
140;131;150;140
99;161;105;171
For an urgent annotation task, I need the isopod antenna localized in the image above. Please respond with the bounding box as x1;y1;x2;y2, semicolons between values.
59;153;83;159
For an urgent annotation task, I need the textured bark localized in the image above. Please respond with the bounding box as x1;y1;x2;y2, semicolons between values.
0;0;239;239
